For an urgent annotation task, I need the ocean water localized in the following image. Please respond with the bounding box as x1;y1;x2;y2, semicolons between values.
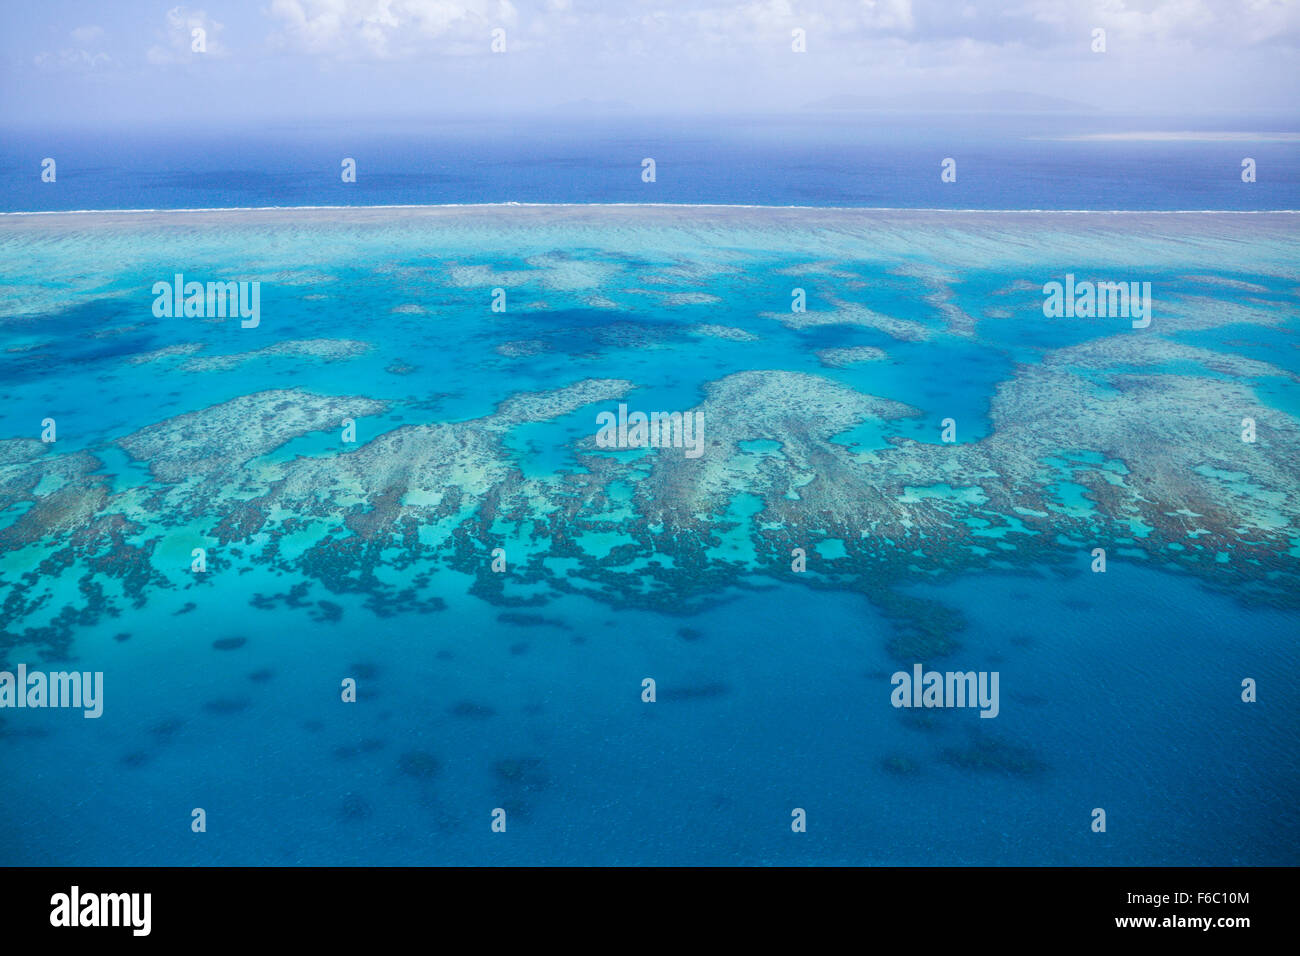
1;199;1298;862
2;113;1299;212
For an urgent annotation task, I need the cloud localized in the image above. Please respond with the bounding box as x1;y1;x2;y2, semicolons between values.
252;0;1300;70
1014;0;1300;47
70;25;106;46
33;25;115;72
860;0;915;32
11;0;1298;119
267;0;520;59
146;6;227;64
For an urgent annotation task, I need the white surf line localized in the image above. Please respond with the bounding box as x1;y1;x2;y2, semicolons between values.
1;203;1297;217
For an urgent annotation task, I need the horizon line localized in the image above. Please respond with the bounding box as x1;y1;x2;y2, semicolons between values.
3;202;1298;217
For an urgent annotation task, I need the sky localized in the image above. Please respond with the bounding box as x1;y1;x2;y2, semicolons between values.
1;0;1298;125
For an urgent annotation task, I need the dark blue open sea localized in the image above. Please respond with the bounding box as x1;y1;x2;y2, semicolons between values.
2;113;1299;211
0;115;1297;865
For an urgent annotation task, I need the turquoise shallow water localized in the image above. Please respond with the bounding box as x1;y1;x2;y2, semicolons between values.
0;207;1297;865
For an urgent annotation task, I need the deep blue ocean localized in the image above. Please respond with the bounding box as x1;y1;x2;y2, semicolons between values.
2;112;1298;211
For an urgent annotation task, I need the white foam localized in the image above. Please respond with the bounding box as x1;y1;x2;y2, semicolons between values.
1;202;1297;217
